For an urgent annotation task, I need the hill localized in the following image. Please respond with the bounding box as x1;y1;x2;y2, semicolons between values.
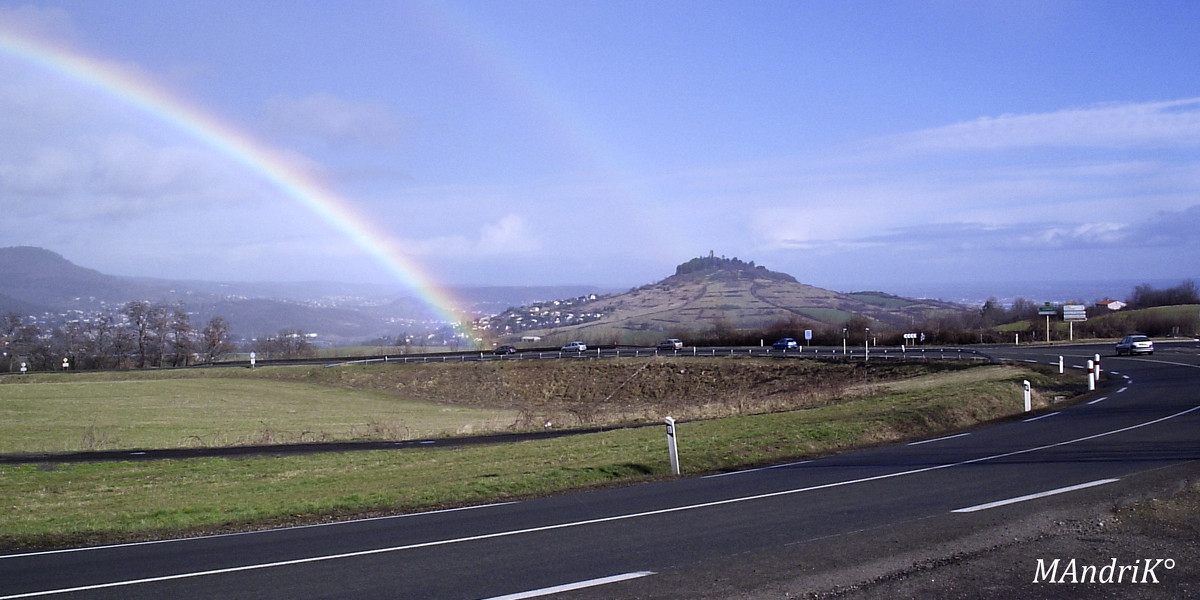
0;246;603;345
0;246;159;309
480;256;968;344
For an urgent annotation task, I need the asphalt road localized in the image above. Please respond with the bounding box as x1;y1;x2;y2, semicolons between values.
2;342;1198;599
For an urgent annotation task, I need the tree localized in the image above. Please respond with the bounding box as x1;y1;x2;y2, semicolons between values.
201;317;235;363
166;306;194;367
124;301;152;368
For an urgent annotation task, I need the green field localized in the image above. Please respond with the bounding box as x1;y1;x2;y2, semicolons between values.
0;361;1083;550
0;372;518;453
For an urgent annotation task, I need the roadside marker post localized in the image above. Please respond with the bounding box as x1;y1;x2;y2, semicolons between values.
1088;360;1096;391
664;417;680;476
1023;380;1032;412
1094;354;1102;379
1059;356;1064;374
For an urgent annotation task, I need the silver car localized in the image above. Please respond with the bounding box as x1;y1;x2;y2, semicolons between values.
1115;335;1153;356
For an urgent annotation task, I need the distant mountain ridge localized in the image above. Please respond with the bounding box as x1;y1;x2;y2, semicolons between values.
0;247;602;344
0;246;160;308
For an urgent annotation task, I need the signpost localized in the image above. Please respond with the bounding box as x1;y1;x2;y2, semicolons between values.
1038;304;1057;342
1063;304;1087;341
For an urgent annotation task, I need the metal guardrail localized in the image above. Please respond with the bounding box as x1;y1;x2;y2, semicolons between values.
325;346;994;367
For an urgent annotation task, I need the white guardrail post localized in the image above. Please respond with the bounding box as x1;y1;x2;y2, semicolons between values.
664;416;680;476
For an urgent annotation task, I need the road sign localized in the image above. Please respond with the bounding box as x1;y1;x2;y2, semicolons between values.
1038;305;1057;316
1063;305;1087;322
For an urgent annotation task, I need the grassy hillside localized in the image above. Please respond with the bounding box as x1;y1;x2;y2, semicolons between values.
481;259;968;344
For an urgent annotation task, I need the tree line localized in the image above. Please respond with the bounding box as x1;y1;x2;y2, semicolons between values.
1;301;315;373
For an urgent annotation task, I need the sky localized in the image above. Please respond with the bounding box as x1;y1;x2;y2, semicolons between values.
1;1;1198;309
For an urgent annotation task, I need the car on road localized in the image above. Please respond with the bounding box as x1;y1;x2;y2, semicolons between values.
1115;334;1154;356
493;345;518;355
657;339;684;350
772;337;798;350
561;341;588;352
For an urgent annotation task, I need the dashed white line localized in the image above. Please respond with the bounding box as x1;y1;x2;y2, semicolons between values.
1088;396;1108;405
703;459;812;478
1023;411;1060;422
907;432;970;446
952;479;1119;513
480;572;656;600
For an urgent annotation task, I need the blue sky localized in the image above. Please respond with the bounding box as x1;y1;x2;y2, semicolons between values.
1;1;1198;300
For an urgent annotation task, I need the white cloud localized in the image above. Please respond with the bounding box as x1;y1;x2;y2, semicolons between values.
872;98;1200;155
400;214;541;257
263;93;406;147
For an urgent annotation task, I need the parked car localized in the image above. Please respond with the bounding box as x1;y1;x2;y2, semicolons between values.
561;341;588;352
772;337;798;350
493;345;518;355
657;338;684;350
1115;335;1154;356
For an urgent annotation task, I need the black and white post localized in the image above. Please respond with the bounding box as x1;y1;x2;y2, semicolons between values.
664;416;680;476
1023;379;1032;412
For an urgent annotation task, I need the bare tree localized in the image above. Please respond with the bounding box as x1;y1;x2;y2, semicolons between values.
166;306;194;367
201;316;235;363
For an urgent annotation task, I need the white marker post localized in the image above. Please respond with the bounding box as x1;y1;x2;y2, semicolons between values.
1087;360;1096;391
1094;354;1101;379
1059;356;1064;374
1023;380;1032;412
664;416;680;476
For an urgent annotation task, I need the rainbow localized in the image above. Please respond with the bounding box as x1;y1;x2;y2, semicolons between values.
0;29;470;327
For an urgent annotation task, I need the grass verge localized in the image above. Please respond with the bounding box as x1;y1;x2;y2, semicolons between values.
0;363;1079;551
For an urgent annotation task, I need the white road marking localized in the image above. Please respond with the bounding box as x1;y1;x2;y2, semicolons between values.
703;460;812;478
907;432;970;446
6;406;1198;599
0;503;518;560
479;572;656;600
951;479;1119;513
1088;396;1108;405
1023;412;1060;422
1117;386;1129;393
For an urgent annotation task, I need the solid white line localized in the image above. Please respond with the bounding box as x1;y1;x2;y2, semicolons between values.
907;432;970;446
951;479;1119;513
0;502;519;560
7;405;1199;599
479;572;656;600
1023;412;1060;422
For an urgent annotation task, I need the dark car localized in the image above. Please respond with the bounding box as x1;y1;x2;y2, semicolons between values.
1115;335;1153;356
493;345;518;355
772;337;798;350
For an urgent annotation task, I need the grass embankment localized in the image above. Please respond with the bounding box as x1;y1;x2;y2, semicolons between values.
0;360;1081;550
